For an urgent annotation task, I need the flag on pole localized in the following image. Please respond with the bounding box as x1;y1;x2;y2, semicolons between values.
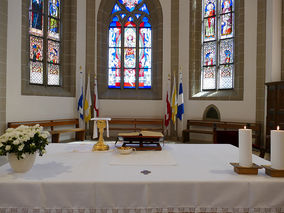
177;72;184;121
93;76;99;138
171;74;178;126
84;75;92;126
77;71;84;122
94;77;99;117
164;74;171;133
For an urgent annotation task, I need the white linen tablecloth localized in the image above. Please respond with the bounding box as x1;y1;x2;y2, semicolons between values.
0;143;284;213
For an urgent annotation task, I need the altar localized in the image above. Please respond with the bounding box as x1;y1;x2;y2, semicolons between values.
0;143;284;212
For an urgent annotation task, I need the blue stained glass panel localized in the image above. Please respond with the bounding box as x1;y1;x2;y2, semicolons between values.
220;13;234;39
139;69;151;88
204;0;216;18
124;69;136;88
109;48;121;68
29;11;44;36
124;27;136;47
220;39;233;64
139;28;151;47
110;16;121;27
30;0;43;12
204;17;216;41
108;68;121;88
135;14;141;19
48;18;60;40
138;4;149;15
202;67;216;90
111;3;122;14
48;64;60;85
203;42;216;66
49;0;60;18
119;0;142;12
139;17;151;27
220;0;234;14
29;0;44;36
124;48;136;68
109;27;121;47
30;62;43;84
127;16;134;22
139;48;151;68
219;65;233;89
120;14;126;19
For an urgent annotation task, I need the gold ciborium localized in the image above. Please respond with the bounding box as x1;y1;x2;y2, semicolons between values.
92;120;109;151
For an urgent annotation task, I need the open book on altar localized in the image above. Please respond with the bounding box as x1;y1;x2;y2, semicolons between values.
118;131;164;137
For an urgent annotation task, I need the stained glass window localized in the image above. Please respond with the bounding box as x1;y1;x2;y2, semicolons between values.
202;0;234;90
108;0;152;89
29;0;61;86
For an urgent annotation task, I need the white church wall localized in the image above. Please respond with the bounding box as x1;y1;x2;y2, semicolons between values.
183;0;258;125
6;0;83;123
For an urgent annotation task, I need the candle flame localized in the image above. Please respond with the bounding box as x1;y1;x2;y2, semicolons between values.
244;126;246;129
277;126;280;130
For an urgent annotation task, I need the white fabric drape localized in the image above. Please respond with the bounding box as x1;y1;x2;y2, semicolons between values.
0;143;284;212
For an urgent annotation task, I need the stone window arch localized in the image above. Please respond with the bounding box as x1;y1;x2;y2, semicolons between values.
189;0;244;100
97;0;163;100
203;104;221;121
21;0;77;97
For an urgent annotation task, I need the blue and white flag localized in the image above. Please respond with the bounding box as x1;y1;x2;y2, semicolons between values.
77;71;84;121
177;72;184;121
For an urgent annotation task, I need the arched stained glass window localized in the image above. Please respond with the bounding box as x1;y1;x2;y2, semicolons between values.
202;0;234;90
29;0;61;86
108;0;152;89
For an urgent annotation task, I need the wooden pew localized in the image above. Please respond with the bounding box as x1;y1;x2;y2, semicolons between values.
7;119;85;143
109;118;164;133
182;119;261;149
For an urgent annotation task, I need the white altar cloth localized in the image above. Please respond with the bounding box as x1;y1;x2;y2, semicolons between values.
0;143;284;213
109;150;176;166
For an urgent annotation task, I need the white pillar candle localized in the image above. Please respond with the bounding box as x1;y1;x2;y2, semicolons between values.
238;128;252;167
271;127;284;170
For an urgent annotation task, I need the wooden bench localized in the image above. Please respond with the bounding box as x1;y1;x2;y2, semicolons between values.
182;119;262;149
7;119;85;143
109;118;164;133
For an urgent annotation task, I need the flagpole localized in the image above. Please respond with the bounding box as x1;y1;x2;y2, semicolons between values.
177;66;184;140
77;66;84;129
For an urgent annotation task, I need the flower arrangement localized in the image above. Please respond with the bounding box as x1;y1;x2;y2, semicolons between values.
0;124;49;160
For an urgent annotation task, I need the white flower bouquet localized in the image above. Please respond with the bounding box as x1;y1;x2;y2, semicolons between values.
0;124;49;160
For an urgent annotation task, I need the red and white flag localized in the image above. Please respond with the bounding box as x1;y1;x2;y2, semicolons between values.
94;77;99;117
164;74;171;134
93;77;100;138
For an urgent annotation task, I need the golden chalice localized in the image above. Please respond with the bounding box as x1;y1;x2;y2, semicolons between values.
92;120;109;151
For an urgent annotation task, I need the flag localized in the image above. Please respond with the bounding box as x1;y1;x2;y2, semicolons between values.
164;74;171;132
94;77;99;117
93;76;99;138
177;72;184;121
84;75;92;125
77;71;84;122
171;74;178;125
